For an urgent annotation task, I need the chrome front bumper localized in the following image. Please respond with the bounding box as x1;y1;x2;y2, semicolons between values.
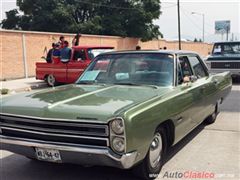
0;135;138;169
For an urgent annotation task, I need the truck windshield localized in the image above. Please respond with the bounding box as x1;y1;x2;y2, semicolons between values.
213;42;240;56
77;53;174;87
87;48;114;60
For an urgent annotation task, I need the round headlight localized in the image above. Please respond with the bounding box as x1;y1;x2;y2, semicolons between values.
112;137;125;153
111;119;124;135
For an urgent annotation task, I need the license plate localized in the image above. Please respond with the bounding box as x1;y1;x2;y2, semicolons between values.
35;148;61;162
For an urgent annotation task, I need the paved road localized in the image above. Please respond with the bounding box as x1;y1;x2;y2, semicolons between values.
0;85;239;180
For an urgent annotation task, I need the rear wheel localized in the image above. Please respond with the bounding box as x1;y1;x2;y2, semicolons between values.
46;74;58;86
132;127;167;180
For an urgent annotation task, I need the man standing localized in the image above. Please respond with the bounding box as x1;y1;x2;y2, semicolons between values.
60;41;72;63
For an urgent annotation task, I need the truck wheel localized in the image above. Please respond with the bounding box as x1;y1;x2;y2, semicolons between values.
205;104;218;124
46;74;58;86
132;127;167;180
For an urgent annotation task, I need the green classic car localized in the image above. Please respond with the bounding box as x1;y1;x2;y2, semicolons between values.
0;50;232;179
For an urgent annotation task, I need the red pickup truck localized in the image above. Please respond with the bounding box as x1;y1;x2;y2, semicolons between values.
36;46;114;86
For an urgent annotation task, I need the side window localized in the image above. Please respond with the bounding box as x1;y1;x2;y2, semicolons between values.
188;56;207;78
73;49;87;61
178;56;193;84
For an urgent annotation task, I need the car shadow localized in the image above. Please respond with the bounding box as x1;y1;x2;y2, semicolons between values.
232;77;240;84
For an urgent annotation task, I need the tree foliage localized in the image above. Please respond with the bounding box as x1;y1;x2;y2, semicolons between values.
1;0;162;41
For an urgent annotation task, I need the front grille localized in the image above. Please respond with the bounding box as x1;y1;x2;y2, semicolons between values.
211;61;240;69
0;114;109;147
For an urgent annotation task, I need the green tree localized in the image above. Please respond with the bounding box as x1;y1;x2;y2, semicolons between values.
193;38;198;42
1;0;162;41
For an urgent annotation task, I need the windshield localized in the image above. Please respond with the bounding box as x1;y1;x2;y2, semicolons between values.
87;48;114;60
212;43;240;56
77;53;174;87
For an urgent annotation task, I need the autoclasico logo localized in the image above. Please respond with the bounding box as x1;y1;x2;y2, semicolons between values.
161;171;215;179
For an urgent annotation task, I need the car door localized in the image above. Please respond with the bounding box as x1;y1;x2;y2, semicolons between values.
67;48;90;83
174;55;201;141
188;55;215;126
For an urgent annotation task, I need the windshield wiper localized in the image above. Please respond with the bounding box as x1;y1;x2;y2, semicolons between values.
77;81;96;84
113;82;159;89
77;81;106;86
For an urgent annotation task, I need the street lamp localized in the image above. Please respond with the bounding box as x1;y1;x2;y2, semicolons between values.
191;11;205;42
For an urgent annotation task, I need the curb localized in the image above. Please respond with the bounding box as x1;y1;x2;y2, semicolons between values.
9;82;48;94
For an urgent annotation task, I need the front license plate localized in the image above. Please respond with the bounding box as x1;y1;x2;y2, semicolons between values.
35;148;62;162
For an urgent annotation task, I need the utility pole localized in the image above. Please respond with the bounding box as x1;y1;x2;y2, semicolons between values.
177;0;181;50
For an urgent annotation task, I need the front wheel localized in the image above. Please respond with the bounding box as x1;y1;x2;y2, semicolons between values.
132;127;168;180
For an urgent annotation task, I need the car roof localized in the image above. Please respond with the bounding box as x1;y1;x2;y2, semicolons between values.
101;49;198;56
72;46;114;49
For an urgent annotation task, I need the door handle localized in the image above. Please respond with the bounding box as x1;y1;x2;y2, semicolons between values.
213;79;219;84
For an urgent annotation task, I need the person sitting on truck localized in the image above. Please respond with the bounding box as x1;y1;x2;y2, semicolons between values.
46;43;55;63
60;41;72;63
52;43;61;64
59;36;65;48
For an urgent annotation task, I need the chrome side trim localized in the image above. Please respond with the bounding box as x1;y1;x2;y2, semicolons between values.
1;127;109;146
0;113;107;124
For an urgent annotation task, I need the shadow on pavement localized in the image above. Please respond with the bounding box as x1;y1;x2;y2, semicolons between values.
0;154;137;180
164;123;205;164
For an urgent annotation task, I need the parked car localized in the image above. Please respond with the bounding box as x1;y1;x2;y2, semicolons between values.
0;50;232;179
36;46;114;86
205;41;240;78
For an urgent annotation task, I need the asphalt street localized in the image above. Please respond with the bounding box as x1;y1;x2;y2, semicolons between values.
0;85;239;180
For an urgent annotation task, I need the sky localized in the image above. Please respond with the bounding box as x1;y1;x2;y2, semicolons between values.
1;0;240;43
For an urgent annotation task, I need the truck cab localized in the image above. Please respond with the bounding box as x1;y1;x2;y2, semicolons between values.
36;46;114;86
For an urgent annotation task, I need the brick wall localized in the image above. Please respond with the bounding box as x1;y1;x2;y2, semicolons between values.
0;30;213;80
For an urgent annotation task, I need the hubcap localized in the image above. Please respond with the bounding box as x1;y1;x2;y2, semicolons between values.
149;133;162;169
48;75;55;86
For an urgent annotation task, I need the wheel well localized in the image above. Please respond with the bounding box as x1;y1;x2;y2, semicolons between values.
44;74;49;80
157;120;175;147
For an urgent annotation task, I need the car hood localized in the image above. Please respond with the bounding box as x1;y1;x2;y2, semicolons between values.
1;84;171;123
207;54;240;60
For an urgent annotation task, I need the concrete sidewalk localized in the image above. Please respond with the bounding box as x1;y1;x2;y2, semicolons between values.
1;77;47;93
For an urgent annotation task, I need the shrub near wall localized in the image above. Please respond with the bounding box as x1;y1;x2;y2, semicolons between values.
0;30;212;80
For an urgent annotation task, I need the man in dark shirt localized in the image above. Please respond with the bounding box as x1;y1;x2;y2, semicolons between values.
60;41;72;63
46;43;55;63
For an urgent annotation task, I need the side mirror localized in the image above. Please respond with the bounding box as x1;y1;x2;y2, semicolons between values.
190;75;198;82
77;58;84;63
